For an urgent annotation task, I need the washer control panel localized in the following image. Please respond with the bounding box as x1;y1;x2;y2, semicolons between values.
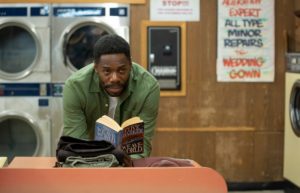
286;53;300;72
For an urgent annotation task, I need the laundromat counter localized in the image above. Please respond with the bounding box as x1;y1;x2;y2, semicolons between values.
0;157;227;193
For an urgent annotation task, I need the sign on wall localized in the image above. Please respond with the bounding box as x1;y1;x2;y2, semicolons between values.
150;0;200;21
217;0;274;82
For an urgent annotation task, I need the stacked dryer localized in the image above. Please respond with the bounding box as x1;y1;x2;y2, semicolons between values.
51;3;130;82
0;4;52;162
284;53;300;188
0;4;51;82
50;3;130;154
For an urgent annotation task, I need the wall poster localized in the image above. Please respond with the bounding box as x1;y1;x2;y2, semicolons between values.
150;0;200;21
217;0;274;82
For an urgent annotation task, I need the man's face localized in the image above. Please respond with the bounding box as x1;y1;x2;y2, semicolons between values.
94;53;131;97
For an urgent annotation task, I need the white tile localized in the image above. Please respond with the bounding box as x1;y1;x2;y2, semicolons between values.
229;191;284;193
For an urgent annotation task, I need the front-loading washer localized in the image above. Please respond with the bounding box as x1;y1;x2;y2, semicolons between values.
284;53;300;187
50;82;64;155
0;83;51;163
0;4;51;83
51;3;130;82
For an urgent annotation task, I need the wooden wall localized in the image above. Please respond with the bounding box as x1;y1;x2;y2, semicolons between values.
0;0;296;183
131;0;295;183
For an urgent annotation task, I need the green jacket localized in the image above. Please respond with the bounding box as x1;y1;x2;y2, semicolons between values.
63;62;160;158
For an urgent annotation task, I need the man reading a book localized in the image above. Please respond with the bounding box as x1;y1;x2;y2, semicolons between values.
62;34;160;158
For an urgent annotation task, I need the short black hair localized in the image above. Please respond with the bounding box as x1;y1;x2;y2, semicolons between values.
93;34;131;64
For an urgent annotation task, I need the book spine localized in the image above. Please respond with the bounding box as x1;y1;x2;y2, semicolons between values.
118;130;123;148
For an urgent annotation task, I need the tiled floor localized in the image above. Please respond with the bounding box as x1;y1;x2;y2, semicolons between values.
229;191;284;193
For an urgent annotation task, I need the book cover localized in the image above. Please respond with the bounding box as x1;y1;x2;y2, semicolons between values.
94;115;144;155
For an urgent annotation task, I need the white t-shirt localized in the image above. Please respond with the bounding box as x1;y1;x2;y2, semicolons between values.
107;96;118;119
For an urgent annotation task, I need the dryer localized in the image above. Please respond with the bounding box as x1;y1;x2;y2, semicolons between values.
0;4;51;82
284;53;300;187
51;3;130;82
0;83;51;163
50;82;64;155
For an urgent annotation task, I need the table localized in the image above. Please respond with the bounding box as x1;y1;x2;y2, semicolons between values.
0;157;228;193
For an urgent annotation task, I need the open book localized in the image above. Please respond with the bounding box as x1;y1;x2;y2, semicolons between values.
94;115;144;155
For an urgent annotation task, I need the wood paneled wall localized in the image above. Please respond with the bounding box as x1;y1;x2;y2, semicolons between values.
0;0;295;183
0;0;145;3
131;0;294;182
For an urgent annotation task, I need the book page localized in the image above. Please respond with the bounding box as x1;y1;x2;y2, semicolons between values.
121;117;143;128
96;115;122;132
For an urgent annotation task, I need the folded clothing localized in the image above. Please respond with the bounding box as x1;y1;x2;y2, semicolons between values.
133;157;195;167
61;154;120;168
56;136;133;167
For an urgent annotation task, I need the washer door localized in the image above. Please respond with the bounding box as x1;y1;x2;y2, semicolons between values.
63;22;114;71
0;113;42;163
290;80;300;137
0;22;39;80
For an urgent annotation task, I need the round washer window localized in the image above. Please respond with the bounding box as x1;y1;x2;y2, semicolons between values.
290;80;300;137
64;23;112;71
0;25;37;78
0;116;38;163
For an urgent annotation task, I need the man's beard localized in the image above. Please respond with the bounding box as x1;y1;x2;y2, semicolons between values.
103;81;128;97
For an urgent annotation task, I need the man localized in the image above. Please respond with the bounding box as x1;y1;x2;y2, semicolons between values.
63;34;160;158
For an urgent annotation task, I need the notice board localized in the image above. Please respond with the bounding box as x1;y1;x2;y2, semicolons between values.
217;0;275;82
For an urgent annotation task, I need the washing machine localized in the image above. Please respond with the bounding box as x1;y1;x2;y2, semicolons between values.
51;3;130;82
0;4;51;83
284;53;300;187
0;83;51;163
50;82;64;155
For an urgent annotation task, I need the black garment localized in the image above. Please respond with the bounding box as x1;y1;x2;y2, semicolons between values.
56;136;133;167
